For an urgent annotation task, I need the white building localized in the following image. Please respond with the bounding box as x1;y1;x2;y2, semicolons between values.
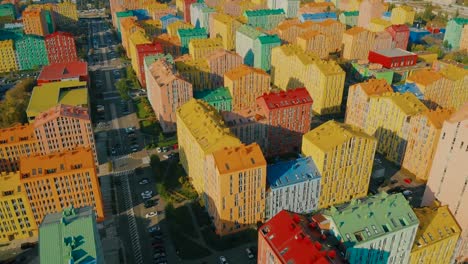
267;0;300;18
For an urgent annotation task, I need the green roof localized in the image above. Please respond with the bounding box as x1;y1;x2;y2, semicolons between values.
257;34;281;44
144;53;174;68
178;27;207;37
244;8;285;17
452;17;468;25
237;24;263;40
343;11;359;16
27;81;88;120
39;206;103;264
323;192;419;247
194;87;232;102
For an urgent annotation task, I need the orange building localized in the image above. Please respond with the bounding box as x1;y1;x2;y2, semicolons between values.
154;33;182;57
205;143;266;236
22;9;49;36
342;26;376;60
19;148;104;225
0;125;39;173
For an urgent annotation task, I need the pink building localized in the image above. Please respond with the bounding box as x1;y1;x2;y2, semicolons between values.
422;103;468;263
146;58;193;132
386;24;410;50
206;49;242;87
372;31;392;51
256;88;313;157
357;0;386;28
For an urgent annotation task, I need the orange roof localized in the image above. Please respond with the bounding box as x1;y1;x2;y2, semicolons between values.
407;69;444;86
318;19;341;27
345;26;368;35
224;64;269;80
448;103;468;123
421;108;454;128
355;79;392;96
298;30;322;40
0;124;36;144
212;143;266;174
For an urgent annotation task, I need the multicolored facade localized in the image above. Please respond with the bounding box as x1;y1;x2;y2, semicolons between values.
210;13;241;50
52;2;78;25
205;49;242;87
45;31;78;64
302;121;376;208
14;34;49;70
444;18;468;50
37;61;88;85
167;20;193;37
372;31;392;51
267;0;299;18
339;11;359;27
0;39;17;72
342;26;375;60
155;33;182;57
390;5;414;25
0;3;15;22
194;87;232;112
386;24;410;50
135;42;162;88
0;125;39;173
22;9;49;36
190;2;214;30
175;57;212;90
177;27;207;51
235;24;263;66
244;9;286;31
188;37;223;60
368;17;392;32
253;34;281;71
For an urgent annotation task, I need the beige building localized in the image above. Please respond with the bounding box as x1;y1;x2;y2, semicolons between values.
342;27;376;60
205;49;243;87
296;30;328;59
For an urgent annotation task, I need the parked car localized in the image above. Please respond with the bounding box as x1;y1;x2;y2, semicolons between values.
146;211;158;218
139;178;149;185
219;256;228;264
148;225;161;233
403;190;413;196
246;248;254;259
156;147;162;153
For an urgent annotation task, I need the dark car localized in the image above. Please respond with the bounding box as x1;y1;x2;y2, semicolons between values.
20;242;37;250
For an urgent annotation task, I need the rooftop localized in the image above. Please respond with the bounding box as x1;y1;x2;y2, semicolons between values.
419;108;454;129
224;64;269;80
189;37;223;48
237;24;263;39
194;87;232;102
355;79;393;96
439;64;468;81
342;11;359;16
178;27;207;37
451;17;468;25
33;104;90;128
149;59;190;88
144;53;174;68
447;102;468;123
212;143;266;174
300;12;337;21
344;26;368;36
373;48;416;58
244;8;285;17
377;92;428;116
267;157;321;188
257;88;312;110
392;83;423;99
37;61;88;82
257;34;281;44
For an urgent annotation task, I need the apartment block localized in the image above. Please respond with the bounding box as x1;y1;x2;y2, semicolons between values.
357;0;386;28
339;11;359;27
276;19;312;44
302;121;376;208
129;31;151;81
194;87;232;112
368;18;391;32
342;26;375;60
253;34;281;72
444;18;468;50
39;206;104;264
223;0;256;18
298;2;335;15
205;143;266;236
0;125;39;172
422;103;468;263
176;99;241;193
299;12;338;23
135;43;162;88
37;61;88;85
53;2;78;25
0;172;38;244
296;30;328;59
271;44;345;115
0;39;17;72
224;64;270;111
140;19;163;38
14;34;49;71
410;205;461;264
256;88;313;156
235;24;263;66
175;57;212;90
177;27;207;50
147;3;175;20
19;148;104;225
190;2;215;30
439;65;468;110
461;24;468;51
386;24;410;50
0;3;15;21
318;192;419;264
206;49;242;87
161;14;182;30
167;20;193;37
188;37;223;60
391;5;415;25
210;13;241;50
265;157;321;219
176;0;196;23
154;33;182;57
244;9;286;31
22;9;49;36
45;31;78;64
120;17;142;56
267;0;299;18
372;31;392;51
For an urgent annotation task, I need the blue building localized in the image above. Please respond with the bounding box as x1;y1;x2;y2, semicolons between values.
392;83;423;99
161;14;182;30
409;27;430;44
300;12;337;22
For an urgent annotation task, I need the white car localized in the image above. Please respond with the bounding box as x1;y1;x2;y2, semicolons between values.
156;147;162;153
219;256;228;264
246;248;254;259
403;190;413;196
139;179;149;185
141;190;153;198
145;211;158;218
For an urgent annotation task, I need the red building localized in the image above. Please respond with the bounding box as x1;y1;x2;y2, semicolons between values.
258;210;341;264
136;42;163;88
45;31;78;64
385;24;410;50
37;61;88;85
368;48;417;69
183;0;196;23
256;88;313;157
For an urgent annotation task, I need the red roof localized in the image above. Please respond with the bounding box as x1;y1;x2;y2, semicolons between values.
45;31;74;40
37;61;88;83
136;42;163;53
259;211;331;264
387;24;409;32
257;88;313;111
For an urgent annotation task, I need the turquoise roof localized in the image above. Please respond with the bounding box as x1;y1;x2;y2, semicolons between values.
194;87;232;102
452;17;468;25
144;53;174;67
178;27;207;37
244;8;285;17
343;11;359;16
257;34;281;44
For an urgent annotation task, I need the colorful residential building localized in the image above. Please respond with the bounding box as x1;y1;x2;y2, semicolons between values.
204;143;266;236
224;64;270;111
386;24;410;50
275;19;312;44
410;205;461;264
0;171;38;244
129;30;151;79
205;49;242;87
302;121;377;208
342;26;376;60
244;9;286;31
357;0;386;28
19;148;105;224
235;24;263;66
0;39;17;72
271;44;345;115
0;125;38;173
313;19;345;53
134;42;162;88
350;61;395;84
53;1;78;25
146;58;193;132
296;30;328;59
154;33;182;57
368;48;417;69
256;88;313;156
422;103;468;263
39;206;104;264
177;27;207;51
265;157;321;219
368;17;392;32
332;0;361;11
147;3;175;20
253;34;281;72
14;34;49;71
194;87;232;112
300;12;337;23
26;81;88;122
267;0;299;18
405;69;450;109
140;19;163;37
167;20;193;37
372;31;392;51
318;192;419;264
210;13;241;50
176;99;241;194
160;14;182;30
175;57;213;90
22;9;49;36
45;31;78;64
120;17;142;56
37;61;88;85
223;0;257;18
0;3;15;22
188;37;223;60
339;11;359;27
444;18;468;50
298;2;335;15
390;5;415;25
460;24;468;51
439;65;468;110
176;0;196;23
190;2;215;30
115;11;134;36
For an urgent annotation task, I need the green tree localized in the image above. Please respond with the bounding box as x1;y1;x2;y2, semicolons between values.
422;4;435;21
0;78;35;127
116;79;130;100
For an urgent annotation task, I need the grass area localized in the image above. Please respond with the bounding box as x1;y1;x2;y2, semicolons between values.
166;205;199;239
134;98;150;119
158;137;178;147
200;227;257;251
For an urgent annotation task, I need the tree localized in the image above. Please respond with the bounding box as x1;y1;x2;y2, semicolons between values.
0;78;35;127
116;79;130;100
422;4;435;22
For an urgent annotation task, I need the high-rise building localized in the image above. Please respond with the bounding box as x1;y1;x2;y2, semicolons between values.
177;27;207;51
339;11;359;27
0;3;16;22
134;43;162;88
205;143;266;236
175;56;213;90
176;99;241;193
265;157;321;219
368;18;392;32
45;31;78;64
443;17;467;50
296;30;328;59
256;88;313;156
188;37;223;60
438;65;468;110
205;49;242;87
235;24;263;66
385;24;410;50
0;125;39;172
267;0;299;18
302;121;376;208
154;33;182;57
14;34;49;71
244;9;286;31
422;103;468;263
410;205;461;264
194;87;232;112
39;206;104;264
52;2;78;25
372;31;393;52
210;13;241;50
253;34;281;71
342;26;375;60
22;9;49;36
390;5;415;25
0;39;17;72
190;2;215;30
357;0;386;28
19;148;105;224
167;20;193;37
224;64;270;111
461;24;468;51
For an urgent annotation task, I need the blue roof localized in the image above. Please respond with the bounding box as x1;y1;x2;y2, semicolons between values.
267;157;321;189
392;83;424;99
382;11;391;18
132;9;150;20
300;12;337;22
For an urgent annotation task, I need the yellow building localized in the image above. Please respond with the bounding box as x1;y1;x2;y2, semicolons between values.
271;44;345;115
210;13;241;50
296;30;328;59
176;99;242;194
342;26;376;60
167;20;194;37
368;18;392;32
205;143;266;236
0;40;18;72
53;2;78;24
439;65;468;110
175;58;213;91
402;108;453;181
121;17;144;58
391;5;415;25
224;65;270;111
129;30;151;78
410;205;461;264
140;19;163;37
188;38;224;60
302;120;377;209
0;172;38;244
461;25;468;51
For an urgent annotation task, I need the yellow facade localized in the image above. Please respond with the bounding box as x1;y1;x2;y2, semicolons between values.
210;13;241;50
140;19;163;37
0;172;38;243
271;44;345;115
167;20;194;37
410;205;461;264
175;58;213;91
205;143;266;236
121;17;143;58
188;38;224;60
302;121;377;209
22;9;48;36
296;30;328;59
53;2;78;24
368;18;392;32
391;5;415;25
342;26;375;60
402;109;453;181
461;25;468;51
176;99;242;194
0;40;18;73
439;65;468;110
129;30;151;79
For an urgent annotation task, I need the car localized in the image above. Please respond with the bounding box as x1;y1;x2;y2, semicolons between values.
156;147;162;153
141;190;153;198
153;253;166;259
111;148;116;155
148;225;161;233
162;147;168;152
219;256;228;264
144;199;156;208
246;248;254;259
146;211;158;218
402;190;413;196
139;178;149;185
390;179;398;185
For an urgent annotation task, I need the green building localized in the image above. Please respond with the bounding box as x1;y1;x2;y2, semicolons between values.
194;87;232;112
339;11;359;27
351;62;395;84
253;34;281;72
244;9;286;30
43;9;55;34
318;192;419;264
39;206;104;264
27;80;88;122
15;34;49;70
236;25;263;66
177;27;207;52
443;17;468;50
0;3;15;24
